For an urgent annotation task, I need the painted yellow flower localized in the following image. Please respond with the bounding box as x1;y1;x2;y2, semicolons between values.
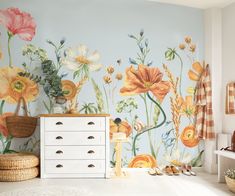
128;154;157;168
188;61;204;81
181;96;196;116
0;66;39;103
62;45;102;74
186;87;195;95
61;80;77;101
181;125;199;148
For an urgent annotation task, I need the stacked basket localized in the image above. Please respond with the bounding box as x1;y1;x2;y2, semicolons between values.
0;153;39;182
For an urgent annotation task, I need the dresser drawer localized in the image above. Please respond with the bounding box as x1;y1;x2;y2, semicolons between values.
45;160;105;174
45;146;105;160
44;117;105;131
45;132;105;145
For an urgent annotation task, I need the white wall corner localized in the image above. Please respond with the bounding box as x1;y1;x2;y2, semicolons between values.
222;2;235;133
203;8;222;174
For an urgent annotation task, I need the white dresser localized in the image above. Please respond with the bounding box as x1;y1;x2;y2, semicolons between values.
40;114;110;178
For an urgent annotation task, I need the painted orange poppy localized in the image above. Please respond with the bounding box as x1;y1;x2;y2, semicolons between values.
0;66;39;103
61;80;77;101
109;119;132;139
120;64;170;102
128;154;157;168
0;112;13;137
188;62;204;81
180;125;199;148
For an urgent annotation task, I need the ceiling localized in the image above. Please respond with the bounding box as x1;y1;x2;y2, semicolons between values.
148;0;235;9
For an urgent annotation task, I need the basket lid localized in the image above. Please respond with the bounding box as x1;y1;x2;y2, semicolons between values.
0;153;39;162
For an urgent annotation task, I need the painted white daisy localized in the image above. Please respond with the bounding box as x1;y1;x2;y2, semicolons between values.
62;44;102;78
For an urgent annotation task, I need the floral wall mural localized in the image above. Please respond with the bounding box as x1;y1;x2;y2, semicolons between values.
0;0;205;167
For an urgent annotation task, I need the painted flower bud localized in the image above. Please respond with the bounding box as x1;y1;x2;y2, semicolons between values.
140;29;144;37
189;44;196;52
60;38;66;45
114;118;122;125
179;43;186;50
128;34;136;39
147;60;153;66
187;87;195;95
115;73;123;80
106;66;115;74
129;58;137;65
185;36;192;44
139;44;144;53
117;59;122;65
46;39;53;45
145;39;149;47
103;75;112;84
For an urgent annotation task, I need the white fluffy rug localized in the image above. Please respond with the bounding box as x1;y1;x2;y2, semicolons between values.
0;186;93;196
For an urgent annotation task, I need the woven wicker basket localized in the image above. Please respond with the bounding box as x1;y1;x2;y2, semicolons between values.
6;97;37;138
0;167;39;182
225;176;235;193
0;153;39;170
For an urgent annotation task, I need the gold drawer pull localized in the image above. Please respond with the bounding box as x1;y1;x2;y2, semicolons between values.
88;121;95;125
56;164;63;168
56;121;63;125
87;136;95;140
56;150;63;154
56;136;63;140
88;164;95;168
87;150;95;154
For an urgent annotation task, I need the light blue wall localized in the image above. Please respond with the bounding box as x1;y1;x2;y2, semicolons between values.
0;0;204;166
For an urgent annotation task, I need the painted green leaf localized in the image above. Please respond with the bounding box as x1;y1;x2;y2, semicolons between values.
43;100;51;114
153;104;160;125
3;137;13;154
91;78;104;113
0;133;3;141
4;149;17;154
165;48;176;61
190;150;204;167
0;100;5;115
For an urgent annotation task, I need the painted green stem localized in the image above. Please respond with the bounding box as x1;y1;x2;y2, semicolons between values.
7;32;13;68
140;93;155;157
0;100;5;115
132;92;167;156
140;94;150;125
175;52;183;96
0;137;5;154
103;85;109;113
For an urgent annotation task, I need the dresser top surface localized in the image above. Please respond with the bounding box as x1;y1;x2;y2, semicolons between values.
39;114;110;117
